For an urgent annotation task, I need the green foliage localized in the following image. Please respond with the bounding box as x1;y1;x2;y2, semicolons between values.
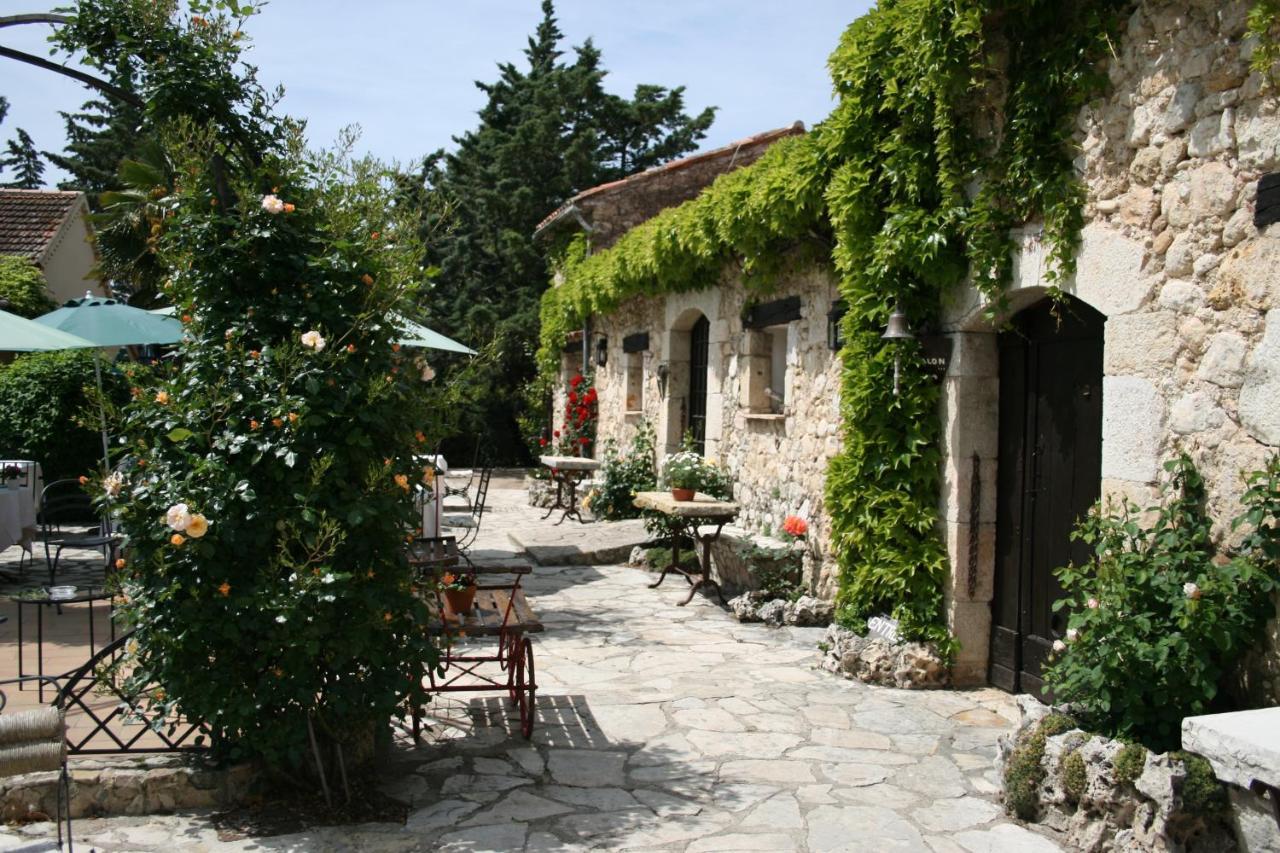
1040;713;1079;737
1249;0;1280;81
538;0;1126;643
1114;742;1148;785
746;542;804;602
46;59;148;204
1061;749;1087;805
1004;728;1048;820
55;0;442;768
1174;752;1228;816
1043;455;1280;752
413;0;715;464
0;351;128;480
590;421;657;521
0;256;56;318
1;128;46;189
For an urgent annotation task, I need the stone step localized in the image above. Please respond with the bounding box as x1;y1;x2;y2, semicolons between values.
507;518;650;566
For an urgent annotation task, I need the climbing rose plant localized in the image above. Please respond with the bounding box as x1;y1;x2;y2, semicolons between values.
58;1;443;765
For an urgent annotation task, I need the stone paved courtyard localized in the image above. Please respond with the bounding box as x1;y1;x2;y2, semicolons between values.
0;483;1064;851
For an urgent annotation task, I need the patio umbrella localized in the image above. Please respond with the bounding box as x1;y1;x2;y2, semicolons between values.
35;293;184;470
0;309;97;352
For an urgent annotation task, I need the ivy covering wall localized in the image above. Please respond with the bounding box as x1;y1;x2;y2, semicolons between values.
537;0;1169;644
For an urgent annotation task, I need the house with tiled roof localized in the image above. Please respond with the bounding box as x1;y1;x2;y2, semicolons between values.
0;189;104;306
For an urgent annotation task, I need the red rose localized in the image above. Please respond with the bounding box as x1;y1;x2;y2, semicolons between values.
570;374;583;388
538;437;548;447
579;436;590;444
553;430;560;437
568;391;578;404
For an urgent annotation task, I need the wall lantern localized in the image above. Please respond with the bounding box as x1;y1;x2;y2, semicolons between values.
594;336;608;368
656;363;670;399
827;299;848;350
881;304;915;396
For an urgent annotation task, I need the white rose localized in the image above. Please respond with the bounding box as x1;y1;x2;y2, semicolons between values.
1183;581;1201;600
1065;628;1079;642
104;471;125;498
1086;597;1100;609
261;194;285;214
301;330;326;352
165;502;191;531
1052;639;1067;654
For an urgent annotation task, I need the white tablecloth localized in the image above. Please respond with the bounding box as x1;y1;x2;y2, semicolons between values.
0;459;42;515
0;487;38;553
414;454;448;537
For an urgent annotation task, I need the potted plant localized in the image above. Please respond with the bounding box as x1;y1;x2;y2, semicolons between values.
440;570;477;614
663;451;706;502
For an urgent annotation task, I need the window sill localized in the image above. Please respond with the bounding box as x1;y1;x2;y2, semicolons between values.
624;410;645;417
743;412;786;422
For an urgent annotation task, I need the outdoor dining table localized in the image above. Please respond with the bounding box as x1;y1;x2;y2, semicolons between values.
537;455;601;525
0;460;43;515
633;491;739;606
0;484;38;579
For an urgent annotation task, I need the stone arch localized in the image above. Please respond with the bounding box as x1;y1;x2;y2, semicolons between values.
660;295;723;456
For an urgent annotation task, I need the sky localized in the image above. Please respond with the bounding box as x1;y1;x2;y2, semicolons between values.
1;1;873;186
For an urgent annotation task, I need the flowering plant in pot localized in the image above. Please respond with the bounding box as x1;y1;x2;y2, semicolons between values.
440;571;478;614
662;451;709;502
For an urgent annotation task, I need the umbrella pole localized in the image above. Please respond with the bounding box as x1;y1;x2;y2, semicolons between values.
94;352;111;472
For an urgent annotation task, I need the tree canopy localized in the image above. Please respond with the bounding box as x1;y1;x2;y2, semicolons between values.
415;0;715;462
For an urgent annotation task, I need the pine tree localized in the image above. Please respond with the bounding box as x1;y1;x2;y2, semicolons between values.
1;128;46;189
45;60;146;203
419;0;715;462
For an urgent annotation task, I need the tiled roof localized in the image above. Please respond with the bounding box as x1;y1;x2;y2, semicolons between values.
536;122;806;235
0;190;85;261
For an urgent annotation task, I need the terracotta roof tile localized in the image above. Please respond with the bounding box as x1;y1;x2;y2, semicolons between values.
536;122;806;236
0;190;85;261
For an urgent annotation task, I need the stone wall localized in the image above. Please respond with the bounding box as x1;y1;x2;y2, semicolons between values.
571;262;845;594
938;0;1280;691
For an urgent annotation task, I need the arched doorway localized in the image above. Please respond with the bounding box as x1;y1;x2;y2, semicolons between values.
990;294;1105;696
688;316;710;454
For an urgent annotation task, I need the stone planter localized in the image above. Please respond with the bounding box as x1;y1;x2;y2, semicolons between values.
818;625;950;689
996;696;1237;852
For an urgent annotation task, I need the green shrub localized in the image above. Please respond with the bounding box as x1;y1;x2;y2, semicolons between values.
746;542;804;601
590;421;657;520
1061;750;1087;805
0;255;56;318
0;351;129;480
1174;752;1228;816
1114;743;1148;785
1043;455;1280;751
1004;728;1047;820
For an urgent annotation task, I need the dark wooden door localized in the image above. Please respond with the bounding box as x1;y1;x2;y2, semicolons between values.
688;316;710;454
990;296;1104;696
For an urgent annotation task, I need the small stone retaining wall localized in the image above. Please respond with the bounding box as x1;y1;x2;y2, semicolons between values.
0;754;256;821
818;625;951;689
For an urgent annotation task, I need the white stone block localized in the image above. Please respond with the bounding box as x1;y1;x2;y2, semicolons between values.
1240;309;1280;447
1104;312;1179;375
1182;707;1280;790
1068;223;1151;316
1158;279;1205;314
1102;376;1165;483
1198;332;1249;388
1169;390;1226;435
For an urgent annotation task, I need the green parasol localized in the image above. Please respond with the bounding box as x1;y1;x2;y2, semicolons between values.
0;308;97;351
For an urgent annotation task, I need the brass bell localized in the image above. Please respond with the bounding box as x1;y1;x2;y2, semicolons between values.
881;305;915;341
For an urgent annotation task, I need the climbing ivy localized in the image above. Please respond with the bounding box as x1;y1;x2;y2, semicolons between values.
538;0;1129;644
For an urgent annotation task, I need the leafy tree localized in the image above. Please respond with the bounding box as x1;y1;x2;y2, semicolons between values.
45;59;147;201
0;255;56;317
417;0;715;462
1;128;46;189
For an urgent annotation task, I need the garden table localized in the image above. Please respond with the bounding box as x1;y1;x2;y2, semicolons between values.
0;460;43;515
538;455;601;525
633;491;739;606
12;586;118;702
0;486;38;579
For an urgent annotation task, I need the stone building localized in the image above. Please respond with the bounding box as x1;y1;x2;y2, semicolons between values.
539;0;1279;697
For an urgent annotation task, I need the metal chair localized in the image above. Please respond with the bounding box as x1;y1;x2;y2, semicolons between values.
0;677;72;851
441;467;493;557
38;480;120;586
441;438;484;510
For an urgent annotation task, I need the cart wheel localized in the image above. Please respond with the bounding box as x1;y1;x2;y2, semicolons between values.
508;636;524;706
518;637;536;738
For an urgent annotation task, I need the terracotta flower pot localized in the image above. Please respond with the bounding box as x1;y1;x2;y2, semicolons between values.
443;586;477;614
671;487;696;502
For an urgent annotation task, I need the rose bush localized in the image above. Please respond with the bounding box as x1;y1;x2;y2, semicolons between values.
1043;454;1280;751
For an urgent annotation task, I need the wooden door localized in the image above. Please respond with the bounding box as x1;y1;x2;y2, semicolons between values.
688;316;710;455
990;296;1104;696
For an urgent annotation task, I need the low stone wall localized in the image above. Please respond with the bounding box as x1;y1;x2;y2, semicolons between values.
728;592;833;627
996;697;1237;852
525;475;556;509
818;625;950;689
708;528;807;596
0;754;256;821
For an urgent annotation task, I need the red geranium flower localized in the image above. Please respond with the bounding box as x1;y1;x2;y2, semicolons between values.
782;515;809;537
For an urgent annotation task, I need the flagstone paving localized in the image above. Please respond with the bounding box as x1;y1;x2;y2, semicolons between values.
0;484;1064;851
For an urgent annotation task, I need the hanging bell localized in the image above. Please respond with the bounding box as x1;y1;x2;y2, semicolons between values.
881;305;915;341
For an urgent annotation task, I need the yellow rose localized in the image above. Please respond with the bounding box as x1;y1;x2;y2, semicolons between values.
186;513;209;538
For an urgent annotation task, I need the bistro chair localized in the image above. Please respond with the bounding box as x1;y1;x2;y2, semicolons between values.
38;480;120;586
441;467;493;558
0;677;72;850
441;438;485;511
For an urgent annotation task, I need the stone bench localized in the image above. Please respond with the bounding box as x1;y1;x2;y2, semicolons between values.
1182;707;1280;852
